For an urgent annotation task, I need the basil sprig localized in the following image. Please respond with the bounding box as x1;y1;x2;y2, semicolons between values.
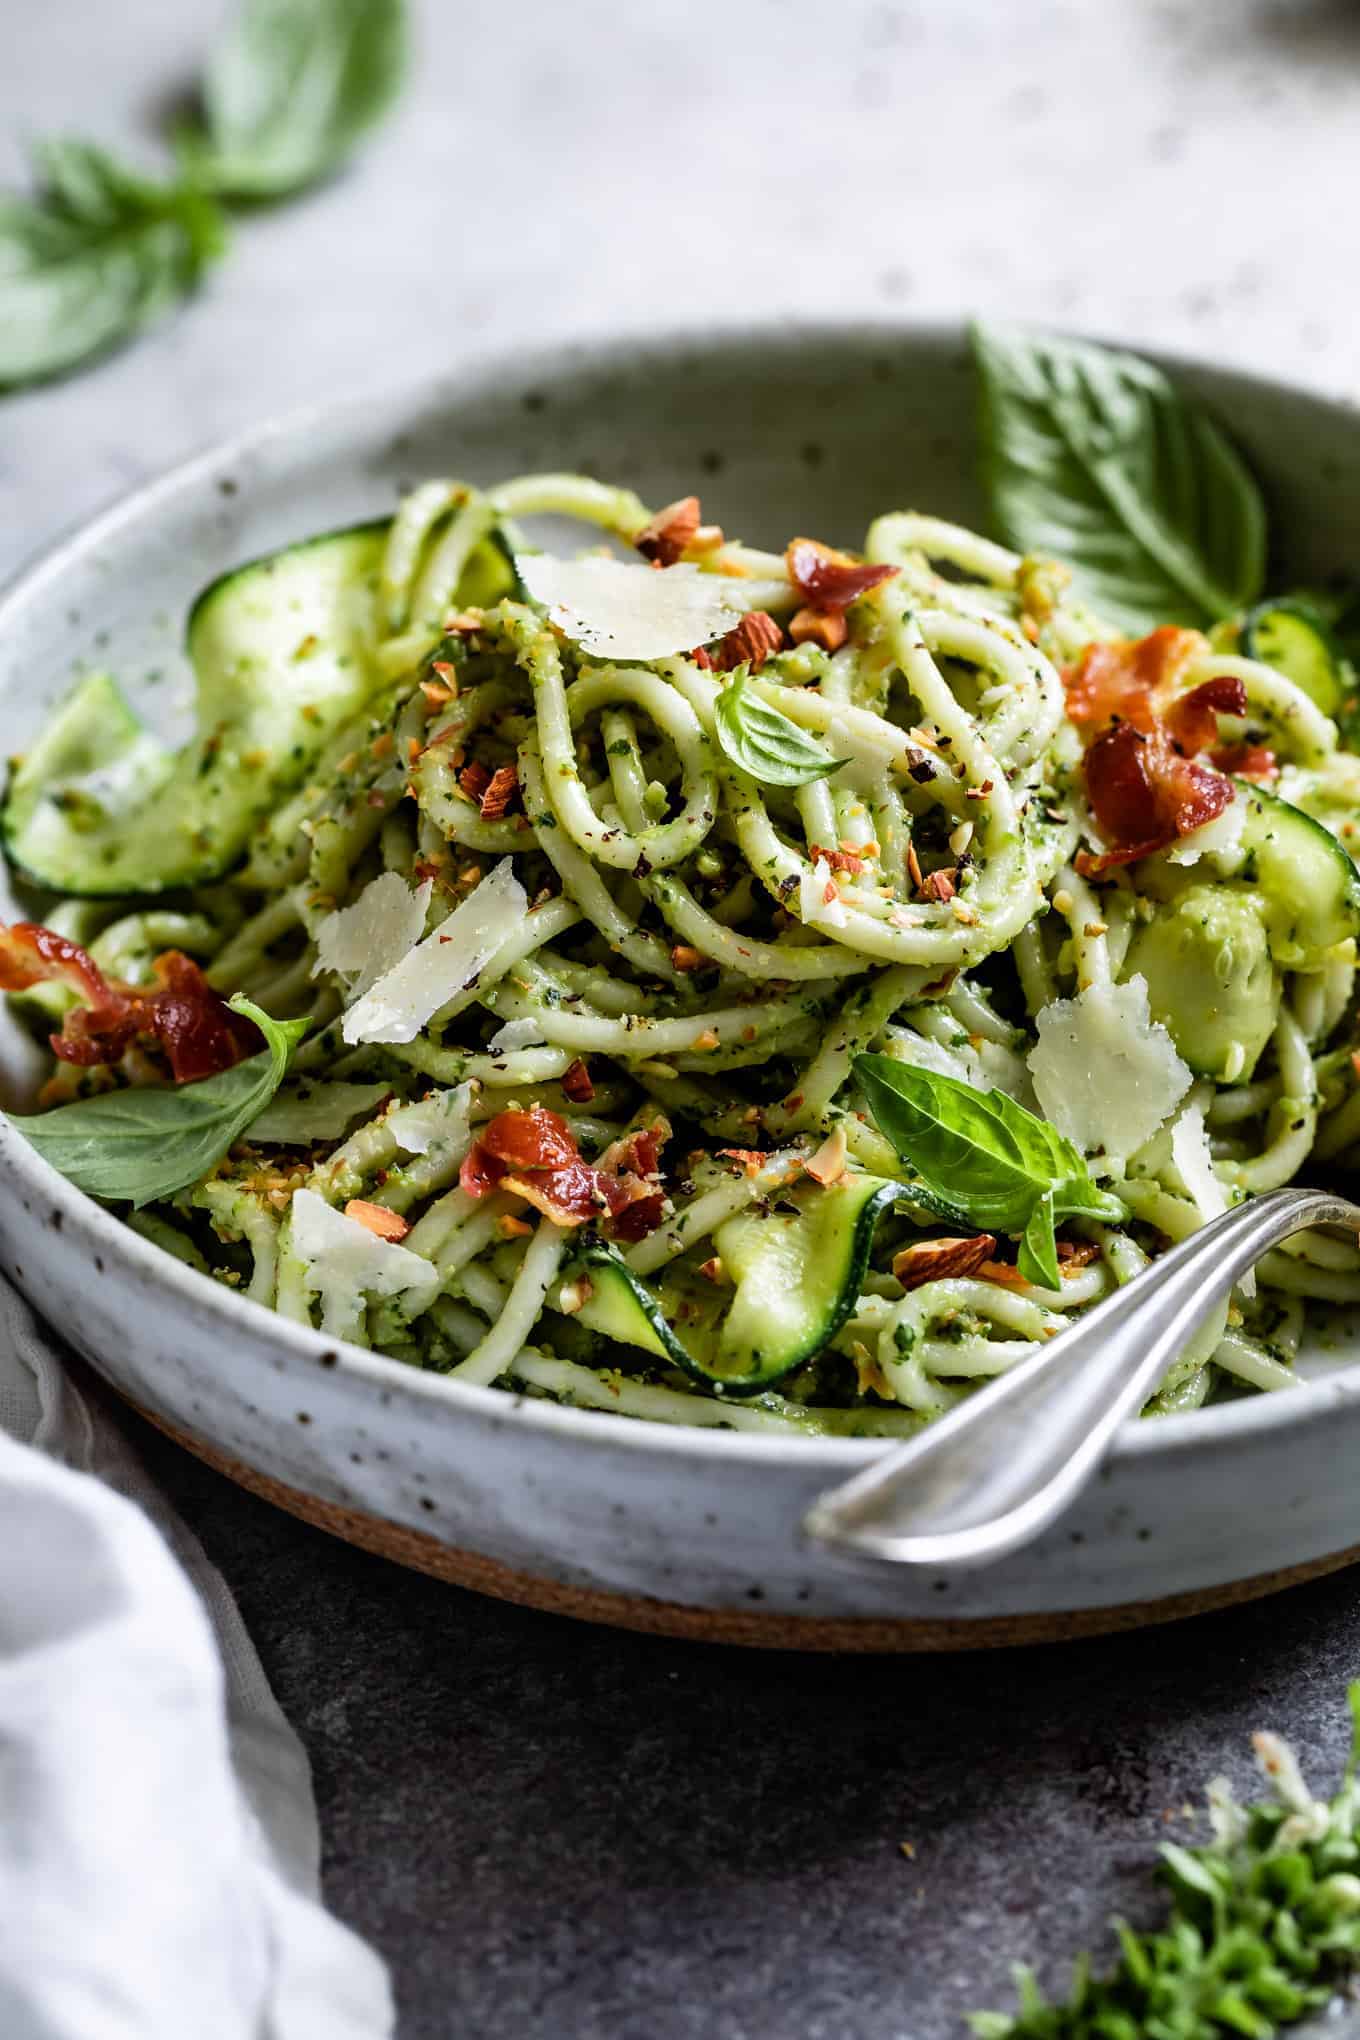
714;671;847;788
196;0;407;200
853;1053;1124;1289
0;142;227;391
0;0;406;393
972;322;1266;634
5;998;307;1208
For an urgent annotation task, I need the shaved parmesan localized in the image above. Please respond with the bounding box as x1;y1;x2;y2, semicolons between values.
799;856;848;930
248;1080;392;1145
387;1082;473;1158
342;861;527;1046
515;553;746;660
1028;975;1192;1162
1167;787;1249;871
487;1017;547;1053
1170;1097;1252;1297
315;872;432;997
289;1188;439;1341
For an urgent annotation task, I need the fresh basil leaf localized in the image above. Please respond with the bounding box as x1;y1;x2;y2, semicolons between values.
197;0;407;199
5;998;307;1207
1017;1194;1060;1290
714;671;847;788
853;1054;1124;1250
972;322;1266;634
0;141;227;390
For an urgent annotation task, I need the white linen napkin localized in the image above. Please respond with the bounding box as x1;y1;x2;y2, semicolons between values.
0;1278;394;2040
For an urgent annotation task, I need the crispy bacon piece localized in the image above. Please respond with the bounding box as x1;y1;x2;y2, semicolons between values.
714;611;783;672
481;1106;579;1172
690;645;714;671
460;1106;667;1239
1082;721;1235;868
0;923;107;1005
1212;742;1278;783
1062;627;1205;732
636;496;701;567
785;539;898;614
0;925;259;1083
892;1234;997;1291
1163;675;1248;755
561;1057;595;1103
478;763;519;820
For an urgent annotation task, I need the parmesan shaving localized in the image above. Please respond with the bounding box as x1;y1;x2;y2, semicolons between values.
486;1017;548;1054
342;861;527;1046
289;1188;439;1341
315;872;432;997
387;1082;474;1158
1028;975;1192;1162
1171;1097;1253;1298
515;553;745;659
799;856;848;930
1167;787;1249;871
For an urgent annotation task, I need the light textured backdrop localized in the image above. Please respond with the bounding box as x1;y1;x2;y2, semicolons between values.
5;0;1360;572
7;4;1360;2036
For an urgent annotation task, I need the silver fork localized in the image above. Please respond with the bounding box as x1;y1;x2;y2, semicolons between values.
803;1186;1360;1570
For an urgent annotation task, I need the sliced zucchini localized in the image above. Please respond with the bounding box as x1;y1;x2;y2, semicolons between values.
1240;597;1344;715
1236;780;1360;965
4;522;388;896
562;1172;897;1396
1121;883;1277;1081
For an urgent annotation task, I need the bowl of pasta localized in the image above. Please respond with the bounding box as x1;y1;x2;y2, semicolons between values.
4;321;1360;1648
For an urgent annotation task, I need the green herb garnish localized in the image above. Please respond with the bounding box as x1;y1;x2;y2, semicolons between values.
0;0;406;392
193;0;407;200
972;321;1266;635
973;1683;1360;2038
5;998;307;1206
852;1054;1124;1288
714;670;847;788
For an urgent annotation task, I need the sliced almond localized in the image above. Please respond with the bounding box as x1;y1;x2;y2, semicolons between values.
892;1233;997;1290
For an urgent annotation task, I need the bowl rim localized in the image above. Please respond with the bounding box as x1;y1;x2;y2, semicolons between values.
4;313;1358;1475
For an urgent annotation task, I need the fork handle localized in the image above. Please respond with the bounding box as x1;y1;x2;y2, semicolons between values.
802;1186;1360;1571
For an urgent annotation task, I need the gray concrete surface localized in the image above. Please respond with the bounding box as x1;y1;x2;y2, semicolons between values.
8;0;1360;2032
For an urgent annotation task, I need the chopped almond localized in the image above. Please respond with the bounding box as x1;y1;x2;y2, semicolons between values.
698;1256;727;1284
421;676;456;708
906;842;923;891
497;1212;534;1239
458;759;492;804
691;1028;720;1051
718;1147;767;1177
789;606;849;652
785;537;899;611
670;944;707;972
1056;1239;1102;1271
561;1058;595;1103
804;1123;849;1186
689;524;725;553
442;610;483;633
714;610;784;672
977;1259;1030;1290
636;496;702;567
344;1199;410;1243
892;1233;997;1290
919;868;957;904
479;763;519;820
557;1273;594;1314
811;843;865;876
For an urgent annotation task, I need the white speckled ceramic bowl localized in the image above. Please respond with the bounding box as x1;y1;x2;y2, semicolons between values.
4;324;1360;1649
